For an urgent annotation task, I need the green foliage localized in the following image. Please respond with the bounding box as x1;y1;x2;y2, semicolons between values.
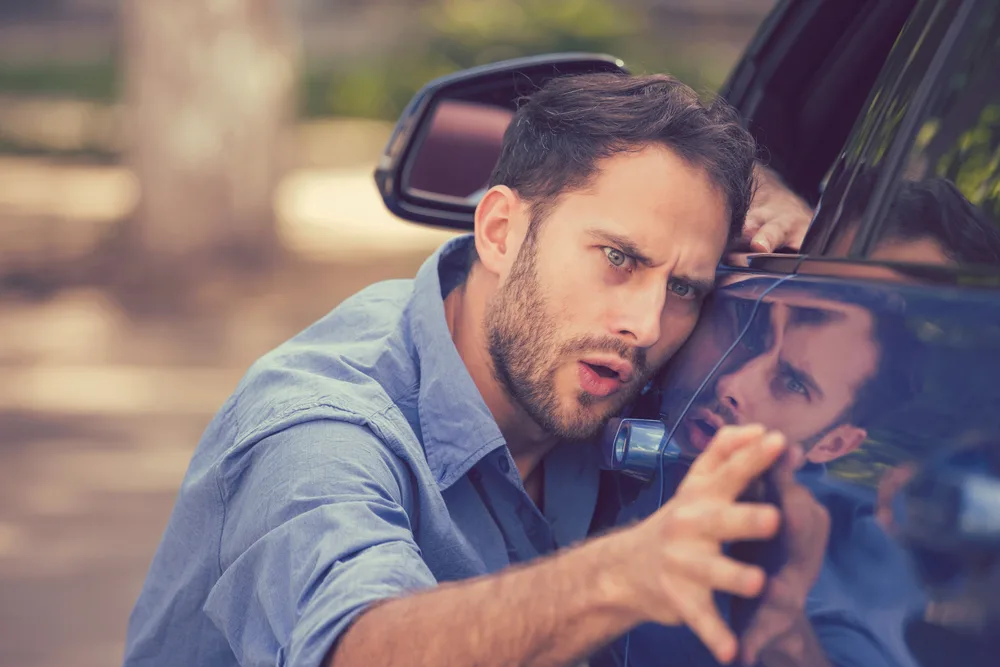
0;59;118;101
316;0;724;120
318;0;641;120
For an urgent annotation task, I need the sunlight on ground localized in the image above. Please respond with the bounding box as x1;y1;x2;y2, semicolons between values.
275;167;458;262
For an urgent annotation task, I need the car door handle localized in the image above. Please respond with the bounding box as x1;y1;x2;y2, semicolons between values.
600;418;691;482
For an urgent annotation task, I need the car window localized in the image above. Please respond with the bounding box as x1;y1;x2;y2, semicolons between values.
801;0;964;257
863;2;1000;268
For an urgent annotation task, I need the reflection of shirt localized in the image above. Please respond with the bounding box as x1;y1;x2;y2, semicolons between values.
594;464;925;667
804;470;925;667
124;235;602;667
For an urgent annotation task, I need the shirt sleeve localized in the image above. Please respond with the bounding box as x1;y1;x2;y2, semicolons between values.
203;418;437;667
811;611;906;667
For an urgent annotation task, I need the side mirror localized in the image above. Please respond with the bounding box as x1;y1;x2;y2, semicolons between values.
374;53;629;229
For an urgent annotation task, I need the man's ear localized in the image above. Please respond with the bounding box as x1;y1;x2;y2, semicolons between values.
474;185;525;277
806;424;867;464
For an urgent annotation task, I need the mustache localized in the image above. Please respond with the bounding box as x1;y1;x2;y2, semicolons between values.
698;396;738;426
558;335;648;376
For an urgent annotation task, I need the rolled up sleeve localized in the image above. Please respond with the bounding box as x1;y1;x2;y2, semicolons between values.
204;418;437;667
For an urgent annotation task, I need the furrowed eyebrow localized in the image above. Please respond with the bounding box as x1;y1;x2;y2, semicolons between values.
586;228;717;293
585;229;654;266
778;357;824;399
673;274;716;295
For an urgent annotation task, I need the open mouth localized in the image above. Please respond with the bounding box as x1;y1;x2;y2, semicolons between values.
682;408;726;452
582;362;621;380
690;417;719;440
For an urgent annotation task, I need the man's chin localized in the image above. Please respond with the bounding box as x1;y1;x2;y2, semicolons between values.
544;398;619;442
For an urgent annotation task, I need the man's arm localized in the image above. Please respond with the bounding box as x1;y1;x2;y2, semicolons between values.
331;425;791;667
332;528;639;667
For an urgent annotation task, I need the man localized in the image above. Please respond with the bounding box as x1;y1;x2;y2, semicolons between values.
125;73;802;667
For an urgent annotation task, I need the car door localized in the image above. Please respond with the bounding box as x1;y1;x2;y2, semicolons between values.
598;2;1000;666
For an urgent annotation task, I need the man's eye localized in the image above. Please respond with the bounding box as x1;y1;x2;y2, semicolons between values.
669;280;694;299
784;376;808;396
603;247;629;268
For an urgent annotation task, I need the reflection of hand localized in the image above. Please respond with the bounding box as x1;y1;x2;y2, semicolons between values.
614;425;787;665
742;165;814;253
741;451;831;666
876;464;917;533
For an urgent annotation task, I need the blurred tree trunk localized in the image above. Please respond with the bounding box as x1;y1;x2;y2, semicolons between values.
119;0;300;292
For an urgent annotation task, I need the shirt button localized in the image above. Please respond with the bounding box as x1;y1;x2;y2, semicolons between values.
498;455;511;474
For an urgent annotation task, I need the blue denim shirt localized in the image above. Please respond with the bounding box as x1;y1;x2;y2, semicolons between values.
123;235;602;667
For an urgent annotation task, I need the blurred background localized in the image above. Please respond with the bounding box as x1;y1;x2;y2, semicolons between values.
0;1;775;665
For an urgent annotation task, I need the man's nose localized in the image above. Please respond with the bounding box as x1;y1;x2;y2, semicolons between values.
714;360;760;416
611;282;666;349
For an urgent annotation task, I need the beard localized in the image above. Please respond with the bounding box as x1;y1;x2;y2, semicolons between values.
484;233;649;441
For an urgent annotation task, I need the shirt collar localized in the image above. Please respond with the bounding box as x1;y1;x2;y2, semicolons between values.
407;235;506;489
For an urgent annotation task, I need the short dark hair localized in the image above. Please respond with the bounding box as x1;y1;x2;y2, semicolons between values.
881;178;1000;266
488;72;758;239
839;170;1000;266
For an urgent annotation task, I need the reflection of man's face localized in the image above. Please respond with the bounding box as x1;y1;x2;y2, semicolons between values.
661;288;879;462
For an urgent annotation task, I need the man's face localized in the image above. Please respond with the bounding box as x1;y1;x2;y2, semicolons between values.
485;145;729;441
662;287;880;459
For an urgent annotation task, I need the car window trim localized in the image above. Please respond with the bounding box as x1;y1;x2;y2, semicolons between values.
849;0;978;258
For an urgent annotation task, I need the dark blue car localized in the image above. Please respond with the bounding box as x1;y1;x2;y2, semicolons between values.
375;1;1000;665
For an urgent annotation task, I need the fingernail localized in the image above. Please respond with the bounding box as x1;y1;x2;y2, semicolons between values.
764;431;787;450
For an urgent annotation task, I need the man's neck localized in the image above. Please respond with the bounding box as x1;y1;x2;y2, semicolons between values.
443;262;558;481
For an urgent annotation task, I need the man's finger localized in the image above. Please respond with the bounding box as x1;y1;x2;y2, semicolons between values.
667;547;768;598
742;214;765;240
741;609;798;667
702;502;782;543
687;424;767;477
675;594;739;665
750;224;782;253
772;444;805;490
712;431;788;500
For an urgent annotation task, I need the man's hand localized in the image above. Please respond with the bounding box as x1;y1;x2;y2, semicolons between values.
743;165;814;253
616;425;789;664
740;450;831;667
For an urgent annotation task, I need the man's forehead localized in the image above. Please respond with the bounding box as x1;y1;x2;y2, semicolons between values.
781;308;879;390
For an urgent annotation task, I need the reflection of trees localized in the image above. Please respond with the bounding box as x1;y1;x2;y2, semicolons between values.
906;10;1000;223
935;104;1000;220
839;0;949;173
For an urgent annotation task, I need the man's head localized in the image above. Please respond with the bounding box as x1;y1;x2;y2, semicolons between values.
874;178;1000;265
662;281;915;463
470;73;757;441
830;175;1000;267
